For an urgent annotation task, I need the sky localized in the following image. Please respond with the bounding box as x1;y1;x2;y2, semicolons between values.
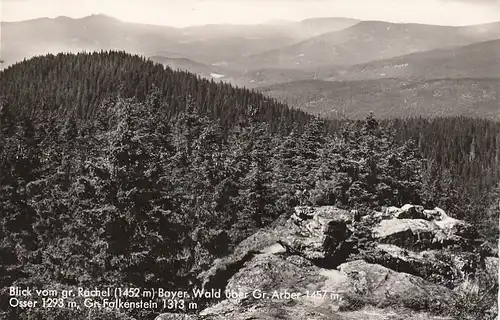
1;0;500;27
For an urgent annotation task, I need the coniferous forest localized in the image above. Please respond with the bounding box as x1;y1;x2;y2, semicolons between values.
1;51;499;319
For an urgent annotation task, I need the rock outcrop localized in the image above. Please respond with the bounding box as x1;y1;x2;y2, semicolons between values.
373;218;446;250
338;260;455;313
158;205;498;320
279;206;355;264
362;244;456;286
372;206;480;251
200;253;347;319
198;254;457;320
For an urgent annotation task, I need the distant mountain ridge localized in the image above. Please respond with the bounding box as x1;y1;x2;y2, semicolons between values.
322;39;500;82
238;39;500;87
231;20;500;71
0;14;360;68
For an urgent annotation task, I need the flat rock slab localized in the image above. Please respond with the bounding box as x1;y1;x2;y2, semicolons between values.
201;254;455;318
224;253;348;302
339;260;456;312
373;219;446;250
362;244;456;286
200;253;351;317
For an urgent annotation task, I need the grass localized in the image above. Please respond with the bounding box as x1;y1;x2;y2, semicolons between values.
448;268;498;320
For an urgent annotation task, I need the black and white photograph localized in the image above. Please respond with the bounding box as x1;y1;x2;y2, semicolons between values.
0;0;499;319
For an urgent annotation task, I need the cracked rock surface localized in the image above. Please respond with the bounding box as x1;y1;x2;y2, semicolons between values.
157;205;498;320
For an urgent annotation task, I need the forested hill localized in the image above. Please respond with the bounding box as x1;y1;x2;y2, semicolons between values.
0;51;314;132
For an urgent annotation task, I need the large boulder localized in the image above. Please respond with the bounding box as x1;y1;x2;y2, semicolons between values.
361;244;484;287
279;206;355;262
378;206;479;242
198;214;290;292
372;218;446;250
362;244;456;286
200;253;349;319
223;253;349;303
338;260;456;313
200;254;457;319
429;208;479;241
198;249;260;293
198;206;355;296
372;209;479;251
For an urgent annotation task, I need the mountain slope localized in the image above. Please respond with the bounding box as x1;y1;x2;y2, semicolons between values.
232;21;500;71
260;78;500;120
238;68;316;87
231;39;500;87
182;17;359;39
322;39;500;82
294;17;361;37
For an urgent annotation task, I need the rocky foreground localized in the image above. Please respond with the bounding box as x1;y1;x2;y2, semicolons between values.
157;205;499;320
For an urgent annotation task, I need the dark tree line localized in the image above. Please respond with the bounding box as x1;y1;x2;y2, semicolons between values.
390;116;500;188
0;51;499;319
387;117;500;235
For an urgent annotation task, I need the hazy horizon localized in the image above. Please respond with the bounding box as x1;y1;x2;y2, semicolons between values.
1;0;500;28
